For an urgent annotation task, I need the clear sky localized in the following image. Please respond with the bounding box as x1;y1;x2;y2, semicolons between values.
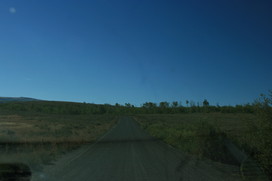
0;0;271;106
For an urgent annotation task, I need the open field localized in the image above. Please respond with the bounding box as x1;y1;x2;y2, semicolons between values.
0;113;117;143
0;112;118;171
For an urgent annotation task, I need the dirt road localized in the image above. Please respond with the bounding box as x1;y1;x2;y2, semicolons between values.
32;117;241;181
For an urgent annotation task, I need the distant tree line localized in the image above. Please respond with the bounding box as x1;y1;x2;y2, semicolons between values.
0;98;258;115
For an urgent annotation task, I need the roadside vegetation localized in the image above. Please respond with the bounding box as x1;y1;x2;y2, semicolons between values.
135;113;252;165
134;92;272;180
0;91;271;178
247;92;272;179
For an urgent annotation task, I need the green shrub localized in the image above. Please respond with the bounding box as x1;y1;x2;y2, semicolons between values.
250;91;272;178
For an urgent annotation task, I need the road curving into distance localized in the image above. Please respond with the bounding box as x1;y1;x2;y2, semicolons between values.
32;117;242;181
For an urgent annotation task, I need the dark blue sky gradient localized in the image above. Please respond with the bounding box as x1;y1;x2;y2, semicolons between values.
0;0;271;106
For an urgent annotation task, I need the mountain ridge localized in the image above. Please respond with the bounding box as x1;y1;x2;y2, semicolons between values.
0;97;39;103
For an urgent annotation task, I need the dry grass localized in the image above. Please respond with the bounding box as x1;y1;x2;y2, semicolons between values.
0;112;118;171
0;114;117;143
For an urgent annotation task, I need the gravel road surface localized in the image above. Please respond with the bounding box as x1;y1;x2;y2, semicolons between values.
32;117;242;181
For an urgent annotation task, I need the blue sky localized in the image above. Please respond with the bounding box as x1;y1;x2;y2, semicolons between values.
0;0;271;106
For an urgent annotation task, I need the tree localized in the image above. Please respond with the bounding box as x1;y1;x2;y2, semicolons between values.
190;100;195;107
186;100;189;107
115;103;120;107
159;101;169;108
171;101;178;108
142;102;157;109
203;99;209;107
125;103;132;107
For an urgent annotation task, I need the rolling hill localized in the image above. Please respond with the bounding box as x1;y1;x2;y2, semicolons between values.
0;97;38;103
